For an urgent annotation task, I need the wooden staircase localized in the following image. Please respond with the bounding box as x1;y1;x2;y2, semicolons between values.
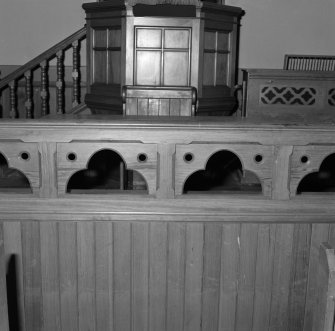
0;27;87;119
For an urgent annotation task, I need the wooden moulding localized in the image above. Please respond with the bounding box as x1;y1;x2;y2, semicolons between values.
0;116;332;221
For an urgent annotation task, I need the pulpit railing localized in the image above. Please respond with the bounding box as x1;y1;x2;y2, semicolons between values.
0;27;87;119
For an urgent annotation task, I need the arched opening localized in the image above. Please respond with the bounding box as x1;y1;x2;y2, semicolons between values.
183;150;262;194
297;153;335;194
67;149;148;193
0;153;31;193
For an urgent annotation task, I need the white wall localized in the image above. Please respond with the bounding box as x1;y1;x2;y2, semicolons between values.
1;0;335;69
0;0;89;65
227;0;335;68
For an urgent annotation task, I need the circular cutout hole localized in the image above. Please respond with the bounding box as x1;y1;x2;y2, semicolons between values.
300;155;309;164
254;154;263;163
137;153;147;163
184;153;194;163
67;152;77;162
20;152;30;161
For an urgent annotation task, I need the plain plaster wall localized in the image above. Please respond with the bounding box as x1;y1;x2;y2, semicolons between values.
0;0;335;69
227;0;335;68
0;0;89;66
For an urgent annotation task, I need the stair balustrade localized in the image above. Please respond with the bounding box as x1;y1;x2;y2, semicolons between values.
0;27;86;119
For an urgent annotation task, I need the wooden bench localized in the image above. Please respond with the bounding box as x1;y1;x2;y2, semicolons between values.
122;85;197;116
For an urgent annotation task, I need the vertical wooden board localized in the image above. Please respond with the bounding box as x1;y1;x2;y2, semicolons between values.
184;223;204;331
0;222;9;331
169;99;181;116
95;222;114;331
126;98;138;116
149;222;167;331
39;142;57;198
269;224;294;331
218;223;240;331
252;224;276;331
138;99;149;116
327;223;335;247
40;222;61;331
235;223;259;331
180;99;192;116
201;223;222;331
132;222;149;331
77;222;96;331
148;99;159;116
159;99;170;116
166;223;186;331
22;221;43;331
58;222;78;331
288;224;312;331
113;222;131;331
3;221;26;331
303;224;330;331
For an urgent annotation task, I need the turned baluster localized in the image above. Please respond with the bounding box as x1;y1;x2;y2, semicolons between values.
40;60;49;116
24;70;33;118
72;40;80;107
56;50;65;114
8;81;17;119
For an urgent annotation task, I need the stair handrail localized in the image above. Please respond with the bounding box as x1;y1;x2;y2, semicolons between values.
0;26;86;90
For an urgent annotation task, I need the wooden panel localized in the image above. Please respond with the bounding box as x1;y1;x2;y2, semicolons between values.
58;222;79;331
22;221;42;331
93;51;107;83
166;223;186;331
252;224;276;331
217;32;229;51
0;222;9;331
204;31;216;50
77;222;96;331
138;98;149;116
216;53;228;85
175;143;274;196
290;145;335;195
136;28;162;48
269;224;294;331
132;222;149;331
114;222;131;331
57;142;158;195
2;220;335;331
108;51;121;84
288;224;312;331
184;223;204;331
201;223;222;331
159;99;170;115
136;51;161;85
94;29;107;48
95;222;114;331
163;52;189;86
235;223;259;331
164;29;189;49
169;99;181;116
149;222;167;331
147;99;159;116
218;223;240;331
40;222;61;331
203;53;215;85
304;224;330;331
109;28;121;47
